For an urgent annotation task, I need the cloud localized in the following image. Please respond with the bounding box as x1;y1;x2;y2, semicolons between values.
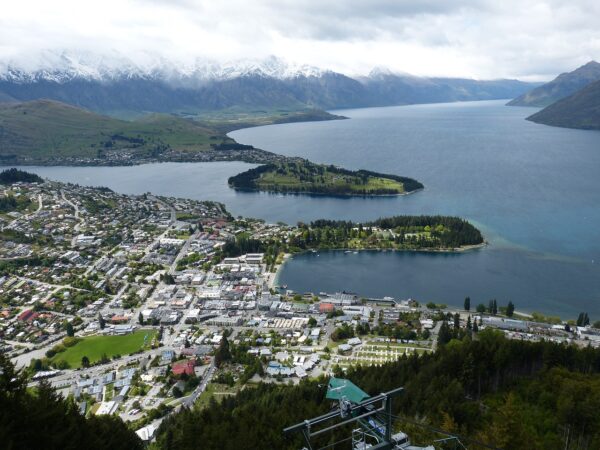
0;0;599;80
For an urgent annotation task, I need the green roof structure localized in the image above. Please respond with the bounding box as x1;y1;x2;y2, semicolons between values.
326;377;371;404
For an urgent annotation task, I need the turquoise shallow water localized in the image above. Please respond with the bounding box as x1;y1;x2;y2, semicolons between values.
11;100;600;317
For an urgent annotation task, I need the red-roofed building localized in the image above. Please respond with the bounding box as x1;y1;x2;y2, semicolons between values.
319;303;335;314
18;309;38;322
171;358;196;376
110;315;129;324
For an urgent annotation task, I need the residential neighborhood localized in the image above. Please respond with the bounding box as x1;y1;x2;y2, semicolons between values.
3;176;600;444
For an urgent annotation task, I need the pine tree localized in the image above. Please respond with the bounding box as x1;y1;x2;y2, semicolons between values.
98;313;105;330
466;316;472;330
215;336;232;368
473;320;479;332
454;313;460;329
138;312;144;325
65;322;74;337
506;301;515;317
464;296;471;311
437;321;452;346
492;299;498;315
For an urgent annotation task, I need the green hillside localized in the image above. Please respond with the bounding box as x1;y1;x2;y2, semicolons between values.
527;79;600;130
0;99;228;163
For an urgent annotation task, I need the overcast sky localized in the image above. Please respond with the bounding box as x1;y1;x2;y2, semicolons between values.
1;0;599;80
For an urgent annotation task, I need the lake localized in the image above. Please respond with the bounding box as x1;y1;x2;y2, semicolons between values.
12;100;600;317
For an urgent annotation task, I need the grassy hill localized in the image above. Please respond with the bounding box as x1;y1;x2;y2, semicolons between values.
228;161;423;196
0;99;228;163
527;79;600;130
508;61;600;107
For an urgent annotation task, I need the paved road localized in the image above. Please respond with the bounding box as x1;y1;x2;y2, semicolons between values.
169;230;199;275
61;189;84;244
183;361;216;407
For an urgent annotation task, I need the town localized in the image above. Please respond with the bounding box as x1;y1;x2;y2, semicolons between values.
2;172;599;443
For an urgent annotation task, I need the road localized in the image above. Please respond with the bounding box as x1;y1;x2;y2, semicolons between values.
183;361;216;407
61;189;83;242
148;360;216;436
169;230;199;275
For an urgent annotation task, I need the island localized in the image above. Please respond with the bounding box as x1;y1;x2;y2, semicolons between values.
228;160;424;196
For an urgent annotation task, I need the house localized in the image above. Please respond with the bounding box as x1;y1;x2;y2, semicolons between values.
347;337;362;346
161;350;175;364
112;324;135;335
110;315;129;324
135;424;157;442
171;358;196;376
95;401;119;415
338;344;352;354
18;309;37;322
319;303;335;314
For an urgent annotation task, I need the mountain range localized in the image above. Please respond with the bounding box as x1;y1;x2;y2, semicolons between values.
527;78;600;130
507;61;600;107
0;52;539;116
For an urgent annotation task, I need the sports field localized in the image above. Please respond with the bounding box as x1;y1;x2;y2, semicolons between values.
51;329;157;368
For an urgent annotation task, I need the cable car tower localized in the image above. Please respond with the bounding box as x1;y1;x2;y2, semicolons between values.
284;377;434;450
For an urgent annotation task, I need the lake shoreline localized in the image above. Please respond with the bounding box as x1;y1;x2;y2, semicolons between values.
230;186;424;198
271;243;488;288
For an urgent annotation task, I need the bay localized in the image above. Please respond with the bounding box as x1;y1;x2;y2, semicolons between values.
11;100;600;317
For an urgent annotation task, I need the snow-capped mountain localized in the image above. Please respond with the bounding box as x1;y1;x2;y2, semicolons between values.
0;50;328;84
0;50;539;114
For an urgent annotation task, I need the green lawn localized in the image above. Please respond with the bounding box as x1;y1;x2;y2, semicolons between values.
258;171;406;194
51;329;157;369
195;383;240;410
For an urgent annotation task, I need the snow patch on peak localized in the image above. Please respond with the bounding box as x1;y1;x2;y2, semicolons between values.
368;66;418;79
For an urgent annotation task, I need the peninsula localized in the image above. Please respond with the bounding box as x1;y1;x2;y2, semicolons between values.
228;161;423;196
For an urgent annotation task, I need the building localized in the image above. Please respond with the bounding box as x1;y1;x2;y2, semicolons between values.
319;302;335;314
171;358;196;376
95;401;118;415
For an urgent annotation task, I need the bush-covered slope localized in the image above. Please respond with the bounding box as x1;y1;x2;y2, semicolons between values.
0;354;142;450
527;79;600;130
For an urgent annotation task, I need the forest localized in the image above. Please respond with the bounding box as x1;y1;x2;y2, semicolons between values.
151;331;600;450
290;215;484;250
0;168;43;185
0;354;142;450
